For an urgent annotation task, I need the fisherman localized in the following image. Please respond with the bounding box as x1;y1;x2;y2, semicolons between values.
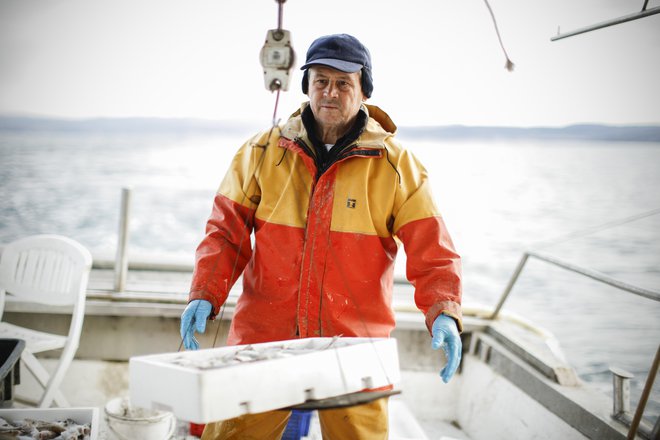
180;33;463;439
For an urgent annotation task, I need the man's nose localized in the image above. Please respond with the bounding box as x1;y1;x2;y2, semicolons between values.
323;83;339;97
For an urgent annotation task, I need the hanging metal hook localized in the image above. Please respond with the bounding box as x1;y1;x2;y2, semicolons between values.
276;0;286;30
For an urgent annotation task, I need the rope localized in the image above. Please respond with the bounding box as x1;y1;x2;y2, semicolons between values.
482;0;515;71
179;93;282;352
533;207;660;249
210;122;279;348
272;89;282;127
180;0;290;351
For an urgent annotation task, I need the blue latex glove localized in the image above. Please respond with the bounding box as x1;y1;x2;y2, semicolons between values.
431;314;462;383
180;299;213;350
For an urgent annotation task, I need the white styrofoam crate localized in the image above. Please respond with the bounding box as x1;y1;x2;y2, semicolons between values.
0;407;99;439
129;337;400;423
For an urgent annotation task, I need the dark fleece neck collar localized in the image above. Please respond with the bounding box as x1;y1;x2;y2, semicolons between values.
301;105;367;168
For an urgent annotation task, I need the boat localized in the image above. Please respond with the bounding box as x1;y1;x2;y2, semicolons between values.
2;230;658;439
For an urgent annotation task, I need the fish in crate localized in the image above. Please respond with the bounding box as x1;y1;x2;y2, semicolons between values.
129;337;400;424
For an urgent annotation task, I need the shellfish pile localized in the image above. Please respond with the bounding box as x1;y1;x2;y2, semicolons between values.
0;417;91;440
170;336;341;369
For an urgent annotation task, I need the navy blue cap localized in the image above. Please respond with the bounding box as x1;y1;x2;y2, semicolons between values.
300;34;372;73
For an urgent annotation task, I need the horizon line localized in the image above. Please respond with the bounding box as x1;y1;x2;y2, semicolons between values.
1;113;660;130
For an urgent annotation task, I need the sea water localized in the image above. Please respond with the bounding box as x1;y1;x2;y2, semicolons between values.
1;127;659;421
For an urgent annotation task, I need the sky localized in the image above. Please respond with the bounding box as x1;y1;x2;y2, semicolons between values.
0;0;659;127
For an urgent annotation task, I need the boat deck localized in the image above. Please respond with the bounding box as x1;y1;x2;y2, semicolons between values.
3;263;644;439
13;358;471;440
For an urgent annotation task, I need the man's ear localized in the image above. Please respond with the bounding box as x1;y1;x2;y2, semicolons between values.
301;70;309;94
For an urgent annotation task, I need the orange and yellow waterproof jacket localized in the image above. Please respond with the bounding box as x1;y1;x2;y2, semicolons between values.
189;103;462;345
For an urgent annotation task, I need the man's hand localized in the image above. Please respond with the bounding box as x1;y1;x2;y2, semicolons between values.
180;299;213;350
431;314;462;383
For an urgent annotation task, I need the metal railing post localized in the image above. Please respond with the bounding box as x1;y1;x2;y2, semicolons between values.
610;367;634;418
490;253;529;320
114;187;132;292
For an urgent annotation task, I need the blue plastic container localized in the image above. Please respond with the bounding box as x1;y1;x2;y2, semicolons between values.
282;410;312;440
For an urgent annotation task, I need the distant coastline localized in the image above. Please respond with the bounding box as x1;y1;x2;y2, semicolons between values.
398;124;660;143
1;115;660;142
0;115;258;136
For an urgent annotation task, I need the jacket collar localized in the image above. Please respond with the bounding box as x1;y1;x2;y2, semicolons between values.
280;102;397;149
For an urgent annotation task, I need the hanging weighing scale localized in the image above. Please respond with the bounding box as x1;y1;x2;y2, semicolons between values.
260;29;294;92
259;0;295;126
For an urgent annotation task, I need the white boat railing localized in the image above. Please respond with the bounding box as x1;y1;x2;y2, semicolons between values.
490;250;660;321
490;249;660;440
114;187;132;292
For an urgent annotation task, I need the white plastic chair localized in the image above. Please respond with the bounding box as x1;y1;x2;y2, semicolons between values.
0;234;92;408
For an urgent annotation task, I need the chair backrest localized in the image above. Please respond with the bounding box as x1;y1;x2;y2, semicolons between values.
0;234;93;307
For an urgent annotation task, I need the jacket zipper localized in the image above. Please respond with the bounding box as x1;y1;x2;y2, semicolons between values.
292;137;382;337
294;137;318;338
294;137;317;162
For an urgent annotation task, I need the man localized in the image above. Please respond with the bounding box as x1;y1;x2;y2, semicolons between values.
181;33;462;439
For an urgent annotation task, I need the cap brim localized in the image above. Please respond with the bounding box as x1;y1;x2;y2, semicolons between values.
300;58;363;73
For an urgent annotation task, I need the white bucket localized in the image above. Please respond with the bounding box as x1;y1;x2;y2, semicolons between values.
104;397;176;440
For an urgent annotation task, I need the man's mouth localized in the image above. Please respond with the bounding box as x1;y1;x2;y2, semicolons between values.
320;101;339;110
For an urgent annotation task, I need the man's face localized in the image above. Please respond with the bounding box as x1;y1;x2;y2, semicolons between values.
307;65;365;137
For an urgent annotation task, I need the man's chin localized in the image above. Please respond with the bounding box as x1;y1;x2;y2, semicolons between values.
317;112;341;124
